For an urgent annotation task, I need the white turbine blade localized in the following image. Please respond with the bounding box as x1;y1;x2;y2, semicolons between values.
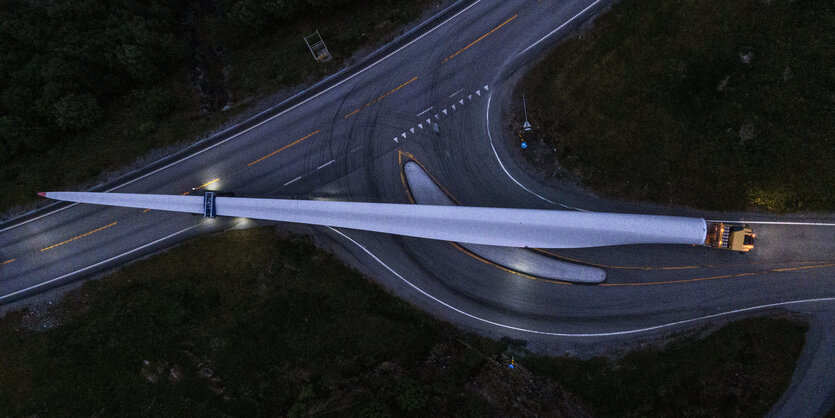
42;192;707;248
42;192;203;214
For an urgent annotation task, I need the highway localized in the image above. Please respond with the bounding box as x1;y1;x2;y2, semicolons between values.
1;0;833;415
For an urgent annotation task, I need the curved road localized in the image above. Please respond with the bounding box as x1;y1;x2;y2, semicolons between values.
1;0;833;415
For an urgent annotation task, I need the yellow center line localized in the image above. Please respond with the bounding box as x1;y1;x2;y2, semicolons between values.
344;76;419;119
442;15;518;64
1;259;15;266
532;248;702;270
247;130;321;167
40;222;118;252
195;178;219;190
180;178;221;195
601;263;835;287
145;178;221;212
531;248;831;271
450;242;571;285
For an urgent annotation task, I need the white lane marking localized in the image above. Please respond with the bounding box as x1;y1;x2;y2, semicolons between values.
0;203;80;234
401;132;408;139
706;220;835;227
452;104;457;111
317;160;335;170
449;89;464;98
350;146;362;153
476;89;482;96
328;227;835;337
417;106;434;116
284;176;302;186
410;128;415;134
418;123;424;129
442;109;448;115
483;85;489;91
468;94;473;100
0;225;201;302
459;99;465;105
0;0;485;235
426;118;432;125
485;92;587;210
434;114;440;120
393;137;399;143
518;0;601;56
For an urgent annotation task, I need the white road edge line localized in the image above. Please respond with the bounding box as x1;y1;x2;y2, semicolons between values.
328;227;835;337
518;0;601;56
0;224;201;302
0;0;484;235
485;92;587;210
284;176;303;186
706;220;835;227
317;160;335;170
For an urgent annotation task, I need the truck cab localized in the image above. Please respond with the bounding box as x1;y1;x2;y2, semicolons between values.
705;223;755;253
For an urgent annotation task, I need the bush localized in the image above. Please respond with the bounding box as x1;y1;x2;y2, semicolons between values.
396;379;428;412
52;93;102;131
524;0;835;211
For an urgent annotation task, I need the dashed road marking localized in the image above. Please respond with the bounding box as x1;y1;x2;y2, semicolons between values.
41;222;118;252
417;106;433;116
317;160;335;170
284;176;302;186
442;15;518;64
248;130;321;167
344;76;419;118
449;89;463;98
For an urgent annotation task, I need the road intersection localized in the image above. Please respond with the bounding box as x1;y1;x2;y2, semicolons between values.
1;0;833;414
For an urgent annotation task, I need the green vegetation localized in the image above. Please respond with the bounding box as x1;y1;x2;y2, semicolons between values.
0;227;807;416
524;0;834;212
525;317;807;417
0;0;436;213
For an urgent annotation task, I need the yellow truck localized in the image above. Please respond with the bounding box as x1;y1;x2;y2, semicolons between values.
705;222;756;253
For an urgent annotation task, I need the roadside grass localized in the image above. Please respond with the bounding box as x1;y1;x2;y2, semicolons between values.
0;229;455;416
523;317;807;417
0;227;808;416
0;0;440;215
523;0;834;212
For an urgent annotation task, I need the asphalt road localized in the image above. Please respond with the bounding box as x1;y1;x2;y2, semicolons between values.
1;0;833;415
